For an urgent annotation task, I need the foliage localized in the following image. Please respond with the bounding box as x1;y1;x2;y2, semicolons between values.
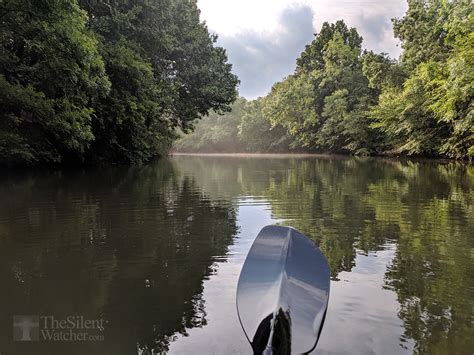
79;0;238;164
0;0;238;166
1;0;472;163
392;0;452;71
361;51;405;90
174;97;296;153
257;3;472;159
238;99;294;152
263;72;317;141
369;0;473;158
263;21;380;155
0;0;110;165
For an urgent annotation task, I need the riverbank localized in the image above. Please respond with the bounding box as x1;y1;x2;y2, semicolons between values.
171;152;339;158
170;152;472;164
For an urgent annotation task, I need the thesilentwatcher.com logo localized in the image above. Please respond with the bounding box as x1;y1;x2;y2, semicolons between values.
13;315;106;342
13;315;40;341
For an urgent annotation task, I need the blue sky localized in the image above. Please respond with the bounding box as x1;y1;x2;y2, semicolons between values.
198;0;408;99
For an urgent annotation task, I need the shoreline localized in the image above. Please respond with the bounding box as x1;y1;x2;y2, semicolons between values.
169;152;471;164
170;152;340;159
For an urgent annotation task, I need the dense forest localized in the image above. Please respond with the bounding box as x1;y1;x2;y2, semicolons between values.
0;0;238;166
176;0;473;160
1;0;472;166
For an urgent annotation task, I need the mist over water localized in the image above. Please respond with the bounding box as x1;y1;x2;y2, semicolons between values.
0;156;472;354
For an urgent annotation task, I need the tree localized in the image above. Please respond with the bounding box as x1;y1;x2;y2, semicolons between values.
362;51;405;90
0;0;110;165
431;0;474;158
263;72;318;146
393;0;451;71
173;98;246;153
263;20;379;155
297;20;363;73
371;67;449;156
173;97;294;153
79;0;239;164
0;0;238;166
238;98;294;152
370;0;473;158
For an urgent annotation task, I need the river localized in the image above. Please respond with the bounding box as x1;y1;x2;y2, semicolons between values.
0;155;472;354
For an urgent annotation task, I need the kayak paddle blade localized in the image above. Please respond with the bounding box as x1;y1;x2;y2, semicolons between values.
236;225;330;354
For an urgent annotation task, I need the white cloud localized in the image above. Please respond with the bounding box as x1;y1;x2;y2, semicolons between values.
198;0;300;35
198;0;408;98
306;0;407;56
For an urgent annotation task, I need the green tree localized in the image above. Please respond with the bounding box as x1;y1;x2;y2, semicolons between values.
297;20;363;73
362;51;405;90
263;72;317;145
431;1;474;158
370;0;473;158
238;98;294;152
174;97;294;153
263;20;379;155
79;0;239;164
393;0;451;71
173;98;246;153
371;66;449;156
0;0;110;165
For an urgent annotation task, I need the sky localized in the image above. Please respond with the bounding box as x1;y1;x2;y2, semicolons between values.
197;0;408;99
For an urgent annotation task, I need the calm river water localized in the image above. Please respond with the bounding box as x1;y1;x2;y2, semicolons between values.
0;155;472;354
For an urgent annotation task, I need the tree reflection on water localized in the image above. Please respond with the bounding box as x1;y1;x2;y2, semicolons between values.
0;156;472;354
0;161;238;354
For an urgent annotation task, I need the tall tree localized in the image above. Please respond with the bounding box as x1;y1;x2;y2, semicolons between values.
297;20;363;73
264;20;379;155
393;0;451;71
0;0;110;165
79;0;238;164
370;0;473;158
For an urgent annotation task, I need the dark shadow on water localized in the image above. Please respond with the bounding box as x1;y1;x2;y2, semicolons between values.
0;160;239;354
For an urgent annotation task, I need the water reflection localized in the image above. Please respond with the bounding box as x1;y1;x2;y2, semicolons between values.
0;162;238;354
0;156;472;354
170;156;473;354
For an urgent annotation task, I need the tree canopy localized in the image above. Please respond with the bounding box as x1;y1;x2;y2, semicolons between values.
2;0;472;164
176;1;473;160
371;0;474;159
0;0;238;166
174;97;295;153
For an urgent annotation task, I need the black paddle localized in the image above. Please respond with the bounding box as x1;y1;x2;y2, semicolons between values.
236;225;330;354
